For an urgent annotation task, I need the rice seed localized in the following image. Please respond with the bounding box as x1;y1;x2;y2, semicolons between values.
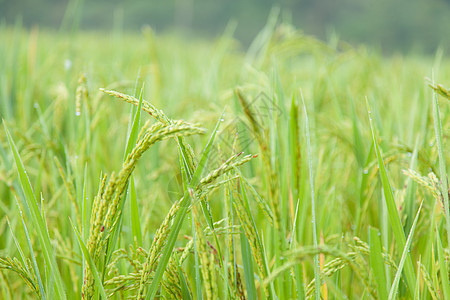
82;121;205;299
76;73;88;116
100;89;170;124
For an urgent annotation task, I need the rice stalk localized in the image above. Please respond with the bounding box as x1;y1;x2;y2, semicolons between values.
418;262;439;300
136;199;181;298
100;89;170;124
54;156;81;229
235;89;281;233
403;169;442;204
193;204;215;299
228;178;271;297
82;120;205;299
0;257;40;298
428;81;450;100
76;73;89;116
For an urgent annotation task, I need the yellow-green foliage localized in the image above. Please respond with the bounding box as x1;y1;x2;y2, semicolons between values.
1;21;450;300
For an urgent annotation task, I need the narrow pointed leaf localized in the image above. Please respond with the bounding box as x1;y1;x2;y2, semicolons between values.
70;220;107;300
436;231;450;300
4;123;66;300
367;101;416;295
301;93;320;300
129;174;143;246
8;209;46;300
241;231;257;300
146;115;223;300
369;227;387;300
388;201;422;300
431;86;450;248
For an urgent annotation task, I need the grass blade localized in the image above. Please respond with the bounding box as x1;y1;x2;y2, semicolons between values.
436;231;450;300
8;205;46;300
367;100;416;296
189;113;224;189
175;255;192;300
431;84;450;247
414;257;421;300
17;212;46;300
240;179;273;298
125;86;144;245
404;138;419;234
388;201;422;300
289;93;300;235
81;164;88;239
368;227;387;300
241;231;257;300
4;123;67;300
124;85;144;159
146;115;223;300
178;145;203;299
190;210;203;300
129;174;143;246
103;86;145;274
301;91;320;300
70;220;107;299
350;96;365;169
289;94;304;299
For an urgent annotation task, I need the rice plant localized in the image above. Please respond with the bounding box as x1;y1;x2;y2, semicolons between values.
1;17;450;300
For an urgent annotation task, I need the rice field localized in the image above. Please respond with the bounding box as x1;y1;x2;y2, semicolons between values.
1;18;450;299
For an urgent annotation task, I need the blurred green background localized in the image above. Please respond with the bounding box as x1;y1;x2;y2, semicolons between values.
1;0;450;54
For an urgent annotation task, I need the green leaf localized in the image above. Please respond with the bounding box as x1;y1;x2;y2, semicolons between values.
388;201;422;300
81;164;88;239
70;220;107;299
238;180;274;298
104;85;145;275
189;113;224;189
8;204;46;300
369;227;387;300
404;139;419;234
4;123;67;300
414;257;421;300
367;100;416;296
289;93;300;233
436;231;450;300
241;231;257;300
146;115;223;300
350;97;365;168
301;92;320;300
175;255;192;300
289;94;305;299
129;174;143;246
190;210;203;300
431;86;450;248
124;85;144;159
127;86;144;247
177;146;202;299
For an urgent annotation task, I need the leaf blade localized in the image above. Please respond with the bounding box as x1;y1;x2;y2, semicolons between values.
146;115;223;300
4;123;66;300
70;220;108;300
367;100;416;295
388;201;422;300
